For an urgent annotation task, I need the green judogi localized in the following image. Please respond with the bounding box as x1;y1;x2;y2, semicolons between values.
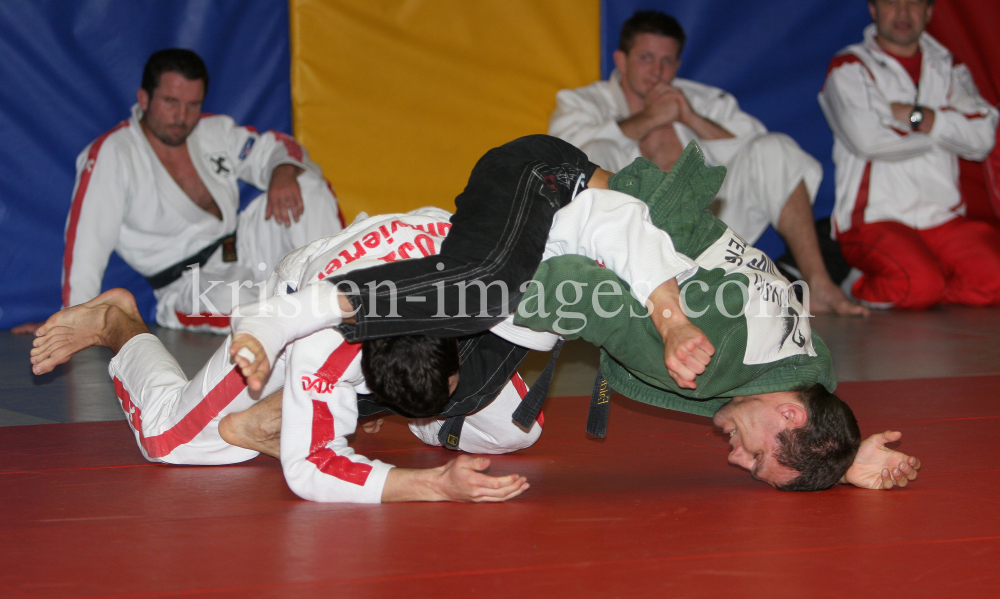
514;142;835;418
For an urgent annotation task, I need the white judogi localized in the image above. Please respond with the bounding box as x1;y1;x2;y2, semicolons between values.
818;24;997;235
63;104;343;332
549;72;822;244
110;192;697;503
109;208;542;503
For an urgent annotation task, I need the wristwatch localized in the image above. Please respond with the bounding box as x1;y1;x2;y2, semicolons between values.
909;105;925;131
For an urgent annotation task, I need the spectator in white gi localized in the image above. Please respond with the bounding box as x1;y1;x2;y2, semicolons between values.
15;49;343;335
549;10;867;317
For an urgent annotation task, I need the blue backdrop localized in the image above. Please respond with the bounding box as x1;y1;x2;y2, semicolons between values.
602;1;872;257
0;0;292;328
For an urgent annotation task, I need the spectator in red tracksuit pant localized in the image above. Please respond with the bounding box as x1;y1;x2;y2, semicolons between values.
819;0;1000;309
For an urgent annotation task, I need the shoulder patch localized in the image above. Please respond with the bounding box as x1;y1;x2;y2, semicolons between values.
238;137;255;161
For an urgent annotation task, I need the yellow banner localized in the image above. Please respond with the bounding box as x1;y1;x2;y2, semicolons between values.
290;0;599;220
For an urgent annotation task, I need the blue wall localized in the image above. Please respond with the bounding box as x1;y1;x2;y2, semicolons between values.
0;0;292;328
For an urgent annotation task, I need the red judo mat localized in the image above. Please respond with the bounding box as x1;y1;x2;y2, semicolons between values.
2;375;998;598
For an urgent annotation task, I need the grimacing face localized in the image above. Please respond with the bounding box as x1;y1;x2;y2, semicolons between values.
712;392;806;487
869;0;933;52
613;32;682;99
137;71;205;147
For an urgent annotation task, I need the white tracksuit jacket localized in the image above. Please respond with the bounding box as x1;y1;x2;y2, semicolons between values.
819;24;998;235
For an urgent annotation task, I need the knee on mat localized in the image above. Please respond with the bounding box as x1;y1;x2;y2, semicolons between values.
472;421;543;454
950;265;1000;306
896;265;947;310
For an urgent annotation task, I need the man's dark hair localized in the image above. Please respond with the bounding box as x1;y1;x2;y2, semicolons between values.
360;335;460;418
619;11;686;56
141;49;209;97
868;0;934;4
774;384;862;492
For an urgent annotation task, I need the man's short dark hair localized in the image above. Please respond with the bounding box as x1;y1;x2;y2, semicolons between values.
619;11;686;56
360;335;460;418
141;49;209;97
774;384;862;492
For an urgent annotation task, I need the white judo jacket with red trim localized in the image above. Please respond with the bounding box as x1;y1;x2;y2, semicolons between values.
62;103;317;308
819;24;998;235
270;208;502;503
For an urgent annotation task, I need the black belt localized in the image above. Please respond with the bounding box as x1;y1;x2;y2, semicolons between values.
512;344;612;439
144;232;237;290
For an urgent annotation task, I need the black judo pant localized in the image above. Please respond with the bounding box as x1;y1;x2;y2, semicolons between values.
333;135;597;442
330;134;597;341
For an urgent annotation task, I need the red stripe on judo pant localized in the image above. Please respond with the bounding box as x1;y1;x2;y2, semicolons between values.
175;310;231;329
113;368;248;459
307;400;372;485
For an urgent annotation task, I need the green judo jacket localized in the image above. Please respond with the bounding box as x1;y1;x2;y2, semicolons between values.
513;142;836;418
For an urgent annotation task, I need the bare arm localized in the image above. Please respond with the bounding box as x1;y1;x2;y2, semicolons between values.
664;85;735;141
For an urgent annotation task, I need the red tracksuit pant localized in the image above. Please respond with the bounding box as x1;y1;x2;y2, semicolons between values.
838;217;1000;310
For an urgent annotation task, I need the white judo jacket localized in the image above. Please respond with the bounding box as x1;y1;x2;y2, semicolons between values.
62;104;320;308
819;24;998;235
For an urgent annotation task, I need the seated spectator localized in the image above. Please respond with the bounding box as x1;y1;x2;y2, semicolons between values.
16;48;343;335
819;0;1000;309
549;10;866;317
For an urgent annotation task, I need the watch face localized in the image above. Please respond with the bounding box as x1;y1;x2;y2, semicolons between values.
910;107;924;125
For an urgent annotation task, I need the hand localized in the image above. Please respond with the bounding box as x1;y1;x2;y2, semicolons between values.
266;164;304;226
842;431;921;490
382;455;530;502
641;82;683;126
361;417;385;434
652;84;694;124
662;322;714;389
647;279;715;389
230;333;271;393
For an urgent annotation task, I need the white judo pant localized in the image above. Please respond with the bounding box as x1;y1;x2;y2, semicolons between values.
154;170;343;333
713;132;822;245
107;333;542;466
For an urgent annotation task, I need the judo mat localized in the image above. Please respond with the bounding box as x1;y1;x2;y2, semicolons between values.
1;308;999;597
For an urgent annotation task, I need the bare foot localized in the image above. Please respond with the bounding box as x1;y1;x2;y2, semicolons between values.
807;278;870;317
29;288;148;375
219;390;282;458
12;322;42;335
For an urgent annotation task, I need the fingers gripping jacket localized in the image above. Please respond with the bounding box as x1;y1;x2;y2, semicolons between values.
230;284;344;366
